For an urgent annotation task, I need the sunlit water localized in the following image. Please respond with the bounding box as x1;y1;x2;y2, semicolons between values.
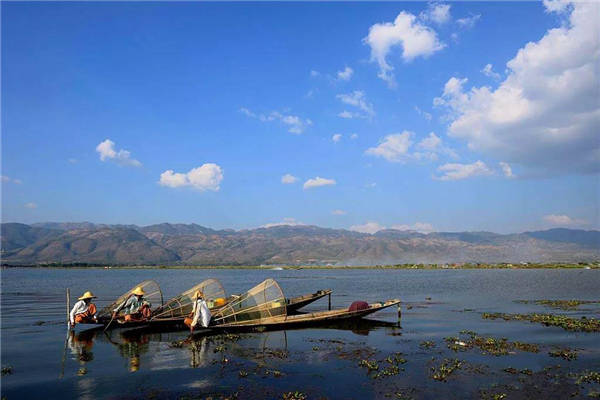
1;268;599;399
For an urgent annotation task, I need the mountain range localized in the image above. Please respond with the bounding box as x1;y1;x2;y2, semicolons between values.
1;222;598;266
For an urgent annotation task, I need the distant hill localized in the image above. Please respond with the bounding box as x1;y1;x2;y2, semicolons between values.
1;222;598;265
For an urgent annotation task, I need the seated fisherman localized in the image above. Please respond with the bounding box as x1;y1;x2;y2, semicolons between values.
69;291;98;328
184;290;211;333
112;286;152;322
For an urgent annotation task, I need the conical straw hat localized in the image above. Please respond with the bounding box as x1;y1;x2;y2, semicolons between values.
131;287;145;296
78;291;97;300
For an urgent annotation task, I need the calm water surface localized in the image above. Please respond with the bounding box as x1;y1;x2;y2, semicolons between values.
1;268;599;399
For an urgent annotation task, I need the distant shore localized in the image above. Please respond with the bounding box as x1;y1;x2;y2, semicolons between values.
2;263;598;269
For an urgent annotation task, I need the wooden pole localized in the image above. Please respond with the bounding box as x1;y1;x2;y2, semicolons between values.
397;302;402;325
328;293;331;310
66;288;70;328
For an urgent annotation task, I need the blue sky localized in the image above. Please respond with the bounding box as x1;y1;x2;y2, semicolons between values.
2;1;598;233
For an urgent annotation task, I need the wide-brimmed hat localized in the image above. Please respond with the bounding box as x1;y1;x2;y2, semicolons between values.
131;287;145;296
78;291;97;300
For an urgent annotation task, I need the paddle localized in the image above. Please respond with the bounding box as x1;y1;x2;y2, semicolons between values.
104;294;131;332
59;288;71;378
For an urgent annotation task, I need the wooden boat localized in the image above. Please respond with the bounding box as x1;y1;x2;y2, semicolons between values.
201;279;400;332
94;280;164;328
286;289;332;313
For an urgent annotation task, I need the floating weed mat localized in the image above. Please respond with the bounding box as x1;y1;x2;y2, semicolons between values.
357;352;407;379
548;347;578;361
430;358;463;382
516;299;600;311
444;330;539;356
482;312;600;332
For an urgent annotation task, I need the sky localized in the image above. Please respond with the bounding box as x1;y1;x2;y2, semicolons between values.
1;1;599;234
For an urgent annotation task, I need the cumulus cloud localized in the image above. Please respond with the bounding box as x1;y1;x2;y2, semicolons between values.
262;217;304;228
350;221;435;234
543;214;587;226
415;106;433;121
337;66;354;81
332;134;342;143
435;2;600;174
24;202;37;209
96;139;142;167
391;222;435;233
336;91;375;119
420;2;451;25
281;174;298;184
543;0;571;13
159;163;223;191
499;161;515;178
240;108;312;134
481;63;501;80
366;132;413;162
366;131;457;163
349;221;385;234
435;160;494;181
1;176;22;184
332;209;347;215
456;14;481;29
364;11;445;86
303;177;336;189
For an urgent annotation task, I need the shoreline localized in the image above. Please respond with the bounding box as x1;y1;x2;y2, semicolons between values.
2;263;598;270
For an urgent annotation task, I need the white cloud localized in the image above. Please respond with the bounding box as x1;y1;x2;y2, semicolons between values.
1;175;22;184
543;0;571;13
481;63;501;80
336;91;375;118
435;3;600;174
68;158;78;164
303;176;336;189
159;163;223;191
364;11;445;86
96;139;142;167
24;202;37;209
262;217;305;228
310;70;320;77
435;160;494;181
543;214;586;226
415;132;459;160
456;14;481;29
421;2;451;25
332;209;347;215
499;161;515;178
351;133;359;140
332;134;342;143
281;174;298;184
337;66;354;81
365;182;377;188
414;106;433;121
349;221;385;234
338;110;360;119
366;131;413;162
391;222;435;233
240;108;312;134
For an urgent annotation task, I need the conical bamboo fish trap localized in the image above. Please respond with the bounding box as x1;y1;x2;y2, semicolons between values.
152;279;226;320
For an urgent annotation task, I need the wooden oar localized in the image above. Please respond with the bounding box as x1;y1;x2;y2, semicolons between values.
59;288;71;378
104;294;130;331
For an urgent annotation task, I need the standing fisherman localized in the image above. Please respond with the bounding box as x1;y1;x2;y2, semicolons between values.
112;286;152;322
69;291;98;329
184;290;211;332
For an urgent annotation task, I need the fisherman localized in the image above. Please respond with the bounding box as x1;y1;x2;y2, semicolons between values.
184;290;211;333
112;286;152;322
69;291;98;328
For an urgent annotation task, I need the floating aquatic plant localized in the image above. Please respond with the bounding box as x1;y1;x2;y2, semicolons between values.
482;312;600;332
419;341;436;349
516;299;600;311
282;391;307;400
1;366;13;375
549;348;578;361
444;331;539;356
430;358;463;382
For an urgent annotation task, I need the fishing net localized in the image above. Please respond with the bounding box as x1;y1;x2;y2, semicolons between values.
152;279;226;320
97;280;163;319
212;279;287;326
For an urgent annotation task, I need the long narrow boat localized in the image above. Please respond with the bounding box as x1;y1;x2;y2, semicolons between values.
286;289;332;313
94;280;164;329
203;279;399;332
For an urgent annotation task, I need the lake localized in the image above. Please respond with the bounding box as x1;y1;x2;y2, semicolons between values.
1;268;599;399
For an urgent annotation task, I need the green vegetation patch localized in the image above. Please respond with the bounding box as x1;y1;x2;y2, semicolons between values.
549;348;578;361
430;358;463;382
444;331;539;356
482;312;600;332
516;299;600;310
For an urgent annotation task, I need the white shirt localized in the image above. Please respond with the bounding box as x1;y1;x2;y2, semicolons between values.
69;300;91;324
191;299;211;328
